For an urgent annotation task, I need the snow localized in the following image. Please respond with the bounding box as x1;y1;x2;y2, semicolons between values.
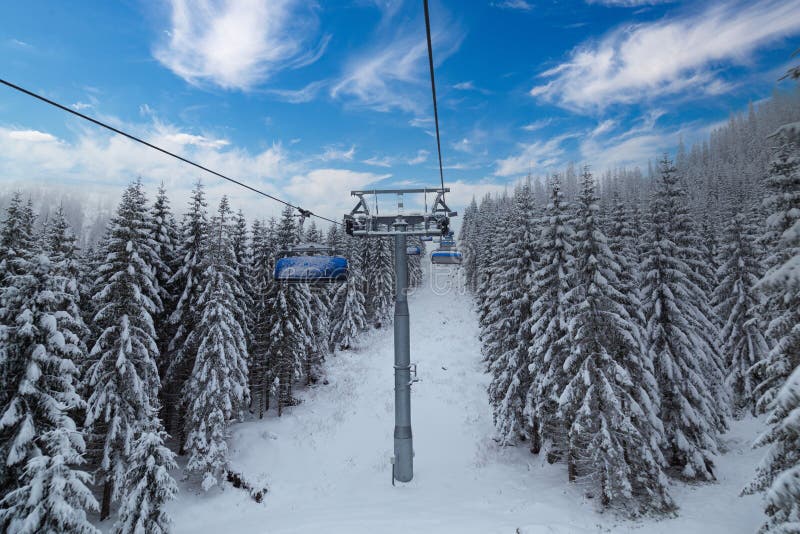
165;263;766;534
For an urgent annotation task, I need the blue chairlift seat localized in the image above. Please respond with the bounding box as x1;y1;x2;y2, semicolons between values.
431;250;462;265
274;255;348;283
406;245;421;256
420;236;433;242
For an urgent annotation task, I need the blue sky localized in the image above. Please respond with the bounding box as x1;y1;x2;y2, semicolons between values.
1;0;799;220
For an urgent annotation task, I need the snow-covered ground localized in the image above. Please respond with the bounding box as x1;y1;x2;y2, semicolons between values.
167;263;766;534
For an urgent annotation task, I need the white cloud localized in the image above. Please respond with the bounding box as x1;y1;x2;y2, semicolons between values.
521;119;552;132
266;80;328;103
577;110;719;170
591;119;616;137
494;134;577;177
158;132;230;149
0;121;301;223
452;138;473;153
490;0;533;11
71;102;93;111
331;8;462;114
531;0;800;111
320;145;356;162
363;156;393;168
154;0;327;90
285;168;389;218
407;149;429;165
7;129;58;143
453;80;491;95
8;38;32;49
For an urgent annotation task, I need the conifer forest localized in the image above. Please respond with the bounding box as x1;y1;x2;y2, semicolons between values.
1;1;800;533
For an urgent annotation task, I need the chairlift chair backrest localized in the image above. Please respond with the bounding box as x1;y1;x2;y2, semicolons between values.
273;242;348;284
431;249;462;265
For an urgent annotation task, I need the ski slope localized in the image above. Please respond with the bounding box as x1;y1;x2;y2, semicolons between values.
167;263;766;534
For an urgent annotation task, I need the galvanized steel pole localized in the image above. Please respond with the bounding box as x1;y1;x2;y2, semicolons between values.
393;232;413;482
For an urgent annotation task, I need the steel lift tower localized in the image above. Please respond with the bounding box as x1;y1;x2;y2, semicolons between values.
345;188;456;483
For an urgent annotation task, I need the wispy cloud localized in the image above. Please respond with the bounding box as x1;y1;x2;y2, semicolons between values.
521;119;552;131
453;80;492;95
407;149;429;165
577;109;720;170
285;168;389;218
591;119;616;137
490;0;533;11
7;129;59;143
266;80;328;103
531;0;800;111
331;6;462;114
494;133;578;176
320;145;356;162
154;0;328;90
8;38;33;49
362;156;393;167
158;132;230;150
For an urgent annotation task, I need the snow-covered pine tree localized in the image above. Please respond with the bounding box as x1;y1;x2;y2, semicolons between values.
742;366;800;533
699;208;720;301
84;180;164;519
475;194;506;336
112;422;177;534
753;124;800;413
248;218;273;417
269;283;313;415
183;196;249;490
353;236;374;317
303;219;323;244
264;207;314;414
0;234;99;533
743;123;800;533
165;181;208;442
367;237;394;328
231;208;254;348
712;205;769;416
329;241;367;352
407;236;423;288
667;160;729;432
304;287;330;386
149;183;180;370
607;191;644;327
0;193;36;288
486;181;538;446
478;209;512;372
558;169;673;514
525;175;574;461
182;197;249;491
459;197;480;293
44;205;90;343
641;157;721;481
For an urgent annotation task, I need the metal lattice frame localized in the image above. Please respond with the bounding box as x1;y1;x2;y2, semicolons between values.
344;188;457;237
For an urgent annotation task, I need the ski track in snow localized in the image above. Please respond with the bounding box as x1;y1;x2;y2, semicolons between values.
166;264;766;534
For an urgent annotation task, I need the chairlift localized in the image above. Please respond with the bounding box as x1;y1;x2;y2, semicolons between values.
420;236;433;242
431;249;462;265
406;245;421;256
431;233;462;265
273;242;348;284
